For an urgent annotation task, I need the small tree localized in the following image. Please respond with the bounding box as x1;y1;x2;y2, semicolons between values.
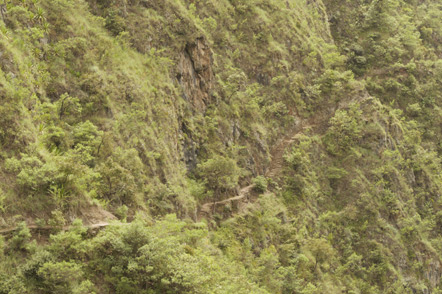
9;221;31;251
323;103;363;156
97;148;145;206
38;261;89;294
252;176;268;193
307;238;334;272
197;155;240;200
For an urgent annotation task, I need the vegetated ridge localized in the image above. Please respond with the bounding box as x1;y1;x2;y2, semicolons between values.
0;0;441;293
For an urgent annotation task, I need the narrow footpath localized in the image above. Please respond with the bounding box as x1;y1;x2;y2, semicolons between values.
198;120;313;219
1;120;312;234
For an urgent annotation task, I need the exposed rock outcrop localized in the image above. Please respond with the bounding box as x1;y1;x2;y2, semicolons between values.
177;38;214;172
177;37;214;112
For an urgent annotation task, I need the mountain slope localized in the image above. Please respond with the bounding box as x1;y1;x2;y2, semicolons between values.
0;0;441;293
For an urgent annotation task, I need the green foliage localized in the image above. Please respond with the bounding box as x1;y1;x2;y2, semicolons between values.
0;0;441;293
48;210;66;231
187;178;211;202
0;189;6;213
197;155;240;196
0;236;4;258
326;166;348;180
115;205;129;222
71;121;103;166
38;261;85;294
4;216;267;293
8;221;31;251
97;148;145;206
306;238;335;271
252;176;268;193
324;103;363;156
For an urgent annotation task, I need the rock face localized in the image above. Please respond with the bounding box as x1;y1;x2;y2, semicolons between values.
181;122;198;172
177;38;214;112
177;38;214;172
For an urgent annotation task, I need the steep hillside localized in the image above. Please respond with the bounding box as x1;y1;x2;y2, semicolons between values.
0;0;441;293
0;0;339;222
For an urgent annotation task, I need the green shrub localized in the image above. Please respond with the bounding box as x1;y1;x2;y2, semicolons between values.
252;176;268;193
323;104;363;156
38;261;86;294
97;148;145;206
197;155;241;197
9;222;31;251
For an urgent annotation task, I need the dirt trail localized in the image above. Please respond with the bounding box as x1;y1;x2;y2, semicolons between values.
265;135;297;179
265;124;314;178
199;185;254;215
0;222;112;235
198;120;312;219
0;206;117;235
1;120;313;231
198;96;361;218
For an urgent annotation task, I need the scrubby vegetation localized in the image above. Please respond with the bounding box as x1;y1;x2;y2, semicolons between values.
0;0;441;293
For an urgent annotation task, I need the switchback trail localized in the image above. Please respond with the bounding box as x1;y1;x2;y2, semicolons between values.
199;120;313;219
1;120;313;232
